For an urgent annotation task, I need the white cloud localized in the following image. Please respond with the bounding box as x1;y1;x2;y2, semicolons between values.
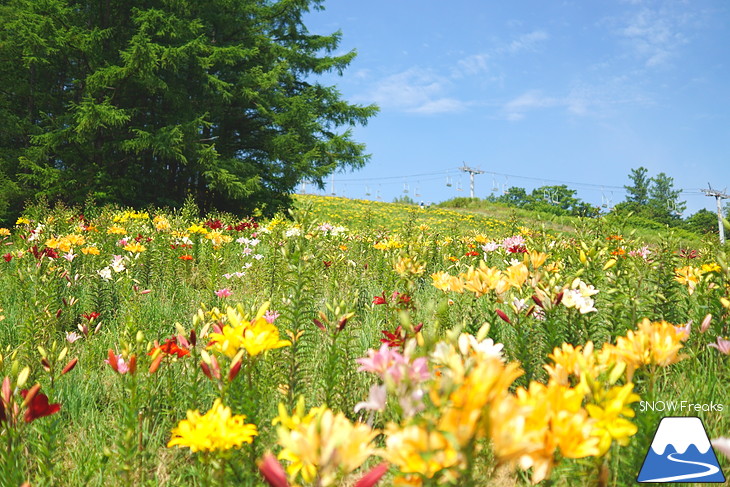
358;30;549;115
502;81;652;121
502;90;558;120
363;67;467;114
454;54;490;77
411;98;467;115
451;30;549;78
618;6;689;67
501;30;550;54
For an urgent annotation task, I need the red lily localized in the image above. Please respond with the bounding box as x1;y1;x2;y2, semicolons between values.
148;337;190;359
20;388;61;423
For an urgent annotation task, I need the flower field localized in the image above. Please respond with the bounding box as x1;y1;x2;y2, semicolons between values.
0;194;729;487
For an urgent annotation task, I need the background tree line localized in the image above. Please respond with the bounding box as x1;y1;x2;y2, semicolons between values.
469;167;720;236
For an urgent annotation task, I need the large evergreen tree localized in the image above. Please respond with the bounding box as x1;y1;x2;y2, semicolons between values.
623;166;650;206
648;172;686;223
0;0;377;216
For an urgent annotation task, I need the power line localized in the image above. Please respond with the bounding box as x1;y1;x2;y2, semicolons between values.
334;168;461;183
334;167;705;195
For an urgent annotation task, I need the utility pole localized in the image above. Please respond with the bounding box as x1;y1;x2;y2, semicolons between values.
460;162;484;198
701;184;729;244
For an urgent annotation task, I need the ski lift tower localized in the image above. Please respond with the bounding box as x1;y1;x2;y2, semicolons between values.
702;184;730;244
460;163;484;198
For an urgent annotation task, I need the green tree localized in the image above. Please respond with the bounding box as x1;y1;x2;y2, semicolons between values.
527;185;599;217
496;187;530;208
683;208;717;235
648;172;686;224
624;167;651;206
0;0;377;217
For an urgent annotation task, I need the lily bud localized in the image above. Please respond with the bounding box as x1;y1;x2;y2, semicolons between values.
228;359;242;382
127;355;137;375
258;453;290;487
149;354;163;374
495;309;511;324
16;366;30;388
200;361;213;380
701;313;712;333
61;357;78;375
22;383;41;407
106;349;118;371
2;376;12;405
354;462;389;487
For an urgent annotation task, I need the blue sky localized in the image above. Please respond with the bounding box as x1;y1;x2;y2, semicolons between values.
302;0;730;215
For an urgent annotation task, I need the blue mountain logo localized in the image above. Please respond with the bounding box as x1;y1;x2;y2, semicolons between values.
638;416;726;483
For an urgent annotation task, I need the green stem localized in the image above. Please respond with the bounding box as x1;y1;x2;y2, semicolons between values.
218;456;227;487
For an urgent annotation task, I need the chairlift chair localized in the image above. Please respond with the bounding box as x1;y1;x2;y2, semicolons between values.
446;177;453;188
667;200;683;217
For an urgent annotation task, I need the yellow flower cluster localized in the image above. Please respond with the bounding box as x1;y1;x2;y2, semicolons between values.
492;381;600;483
44;234;87;252
274;400;379;486
107;225;126;235
187;223;209;235
205;230;233;249
374;238;405;250
208;304;290;358
113;210;149;223
168;399;257;452
431;261;530;297
153;215;171;231
544;342;640;456
384;425;458;481
378;326;653;485
394;256;426;278
81;245;100;255
674;263;720;295
123;242;146;253
0;228;11;236
606;318;688;381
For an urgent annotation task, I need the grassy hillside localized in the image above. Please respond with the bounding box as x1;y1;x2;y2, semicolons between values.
0;195;728;487
296;193;710;247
